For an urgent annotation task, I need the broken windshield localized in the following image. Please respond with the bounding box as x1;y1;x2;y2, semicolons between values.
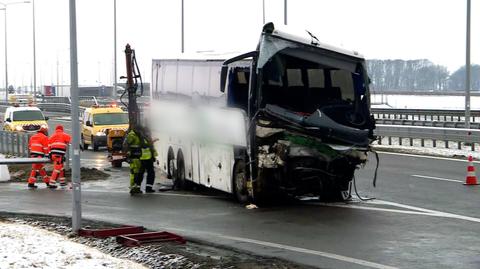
259;52;371;130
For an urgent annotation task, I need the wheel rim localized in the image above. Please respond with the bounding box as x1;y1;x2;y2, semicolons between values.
168;158;175;178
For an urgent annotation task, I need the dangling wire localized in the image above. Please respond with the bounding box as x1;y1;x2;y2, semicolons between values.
353;175;375;201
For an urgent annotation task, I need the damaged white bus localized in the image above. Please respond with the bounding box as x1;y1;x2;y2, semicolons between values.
150;23;376;202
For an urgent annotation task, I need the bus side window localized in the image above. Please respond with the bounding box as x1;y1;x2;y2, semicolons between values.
227;68;249;112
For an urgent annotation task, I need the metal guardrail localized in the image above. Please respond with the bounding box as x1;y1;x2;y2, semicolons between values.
39;96;71;104
375;119;480;129
0;158;50;164
371;108;480;122
0;130;70;168
0;131;31;157
375;124;479;150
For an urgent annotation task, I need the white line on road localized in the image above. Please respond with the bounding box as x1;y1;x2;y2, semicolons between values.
378;151;479;163
411;174;463;183
220;235;398;269
321;199;480;224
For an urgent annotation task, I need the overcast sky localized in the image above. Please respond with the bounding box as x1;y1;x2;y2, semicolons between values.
0;0;478;88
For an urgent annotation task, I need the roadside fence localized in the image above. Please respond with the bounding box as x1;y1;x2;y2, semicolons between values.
375;124;480;151
0;130;70;168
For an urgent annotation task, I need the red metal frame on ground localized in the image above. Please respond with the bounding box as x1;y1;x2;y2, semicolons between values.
116;231;187;247
79;225;145;238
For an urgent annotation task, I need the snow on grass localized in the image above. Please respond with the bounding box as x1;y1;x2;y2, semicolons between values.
0;222;146;269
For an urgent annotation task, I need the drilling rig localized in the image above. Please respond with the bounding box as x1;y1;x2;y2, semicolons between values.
106;44;144;167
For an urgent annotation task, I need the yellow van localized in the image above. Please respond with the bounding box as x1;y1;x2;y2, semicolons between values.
3;106;49;133
81;106;128;151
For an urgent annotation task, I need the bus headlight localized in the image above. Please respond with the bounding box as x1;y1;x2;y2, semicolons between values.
95;132;106;136
15;125;23;131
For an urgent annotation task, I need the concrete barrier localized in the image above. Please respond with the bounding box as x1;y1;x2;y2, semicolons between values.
0;154;10;182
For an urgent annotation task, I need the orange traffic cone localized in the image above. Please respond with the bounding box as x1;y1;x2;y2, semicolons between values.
464;155;479;185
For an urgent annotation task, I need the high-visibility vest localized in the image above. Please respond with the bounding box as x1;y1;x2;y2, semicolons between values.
29;132;49;157
126;130;152;160
49;130;71;155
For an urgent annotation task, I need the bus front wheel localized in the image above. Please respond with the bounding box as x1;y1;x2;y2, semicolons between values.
233;159;249;204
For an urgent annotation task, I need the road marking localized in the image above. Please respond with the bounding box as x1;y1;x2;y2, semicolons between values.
378;151;479;163
411;174;463;183
373;200;480;224
321;199;480;224
370;199;438;214
220;235;398;269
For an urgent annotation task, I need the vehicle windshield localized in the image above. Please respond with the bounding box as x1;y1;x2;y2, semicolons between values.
12;110;45;121
93;113;128;125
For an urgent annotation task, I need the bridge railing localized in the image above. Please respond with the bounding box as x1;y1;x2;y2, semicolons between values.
371;108;480;122
375;119;480;129
0;130;71;169
375;125;480;151
0;131;31;157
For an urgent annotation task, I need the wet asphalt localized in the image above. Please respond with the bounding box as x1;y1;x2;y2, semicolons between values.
0;116;479;269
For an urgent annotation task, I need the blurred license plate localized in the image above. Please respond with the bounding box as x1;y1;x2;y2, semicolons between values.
112;155;124;160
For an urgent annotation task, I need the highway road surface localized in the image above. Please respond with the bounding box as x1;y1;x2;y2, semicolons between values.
1;113;479;268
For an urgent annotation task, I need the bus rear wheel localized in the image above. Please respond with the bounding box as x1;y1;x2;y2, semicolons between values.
233;159;249;204
174;154;189;190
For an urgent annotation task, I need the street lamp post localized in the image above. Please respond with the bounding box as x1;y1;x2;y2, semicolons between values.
3;7;6;102
0;1;31;102
465;0;471;129
262;0;265;25
68;0;81;233
32;0;36;100
113;0;117;98
181;0;184;53
284;0;287;25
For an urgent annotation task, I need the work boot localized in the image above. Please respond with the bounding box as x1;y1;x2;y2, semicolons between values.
60;182;67;187
129;185;141;195
48;184;58;189
28;183;38;189
145;186;155;193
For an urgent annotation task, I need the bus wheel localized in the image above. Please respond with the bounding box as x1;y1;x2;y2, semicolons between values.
174;154;188;190
233;159;249;203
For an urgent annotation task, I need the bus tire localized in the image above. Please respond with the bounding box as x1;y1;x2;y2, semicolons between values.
174;153;188;190
233;159;249;204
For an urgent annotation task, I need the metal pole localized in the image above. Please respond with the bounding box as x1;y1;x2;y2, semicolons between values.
181;0;184;53
4;8;7;102
113;0;117;98
32;0;36;100
262;0;265;24
284;0;287;25
465;0;471;129
68;0;81;233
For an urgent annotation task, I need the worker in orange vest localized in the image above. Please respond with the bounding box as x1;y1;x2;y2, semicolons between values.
27;126;50;189
48;125;71;187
